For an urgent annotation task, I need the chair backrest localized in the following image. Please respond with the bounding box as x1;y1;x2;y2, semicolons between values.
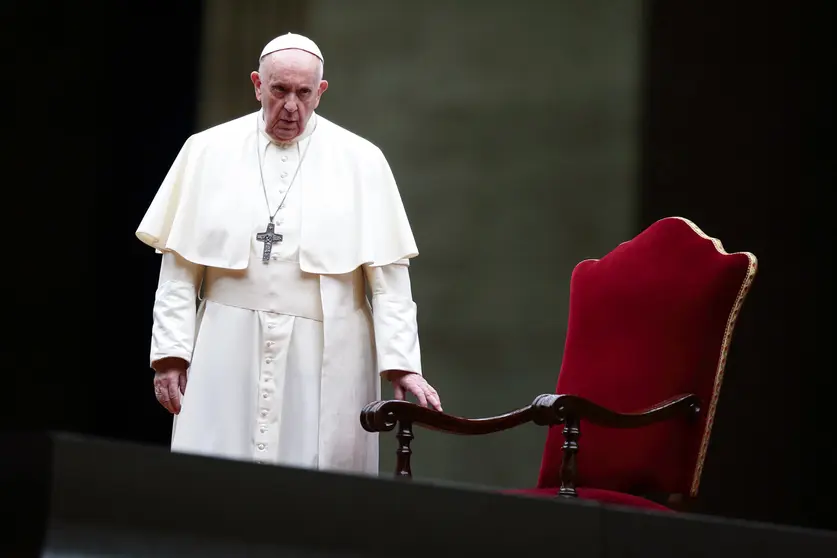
537;217;757;497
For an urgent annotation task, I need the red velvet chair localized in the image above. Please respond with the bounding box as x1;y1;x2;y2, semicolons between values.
361;217;758;511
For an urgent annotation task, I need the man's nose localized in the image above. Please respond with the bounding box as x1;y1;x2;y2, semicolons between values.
284;95;298;112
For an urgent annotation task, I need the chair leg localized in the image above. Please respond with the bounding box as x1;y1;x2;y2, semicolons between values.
395;420;413;479
559;417;580;498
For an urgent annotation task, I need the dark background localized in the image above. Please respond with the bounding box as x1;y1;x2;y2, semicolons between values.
4;0;833;532
639;1;834;530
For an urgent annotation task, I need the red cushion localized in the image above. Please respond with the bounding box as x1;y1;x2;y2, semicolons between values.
537;217;756;496
503;487;672;512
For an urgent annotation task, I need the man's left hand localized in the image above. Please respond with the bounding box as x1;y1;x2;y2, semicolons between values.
386;371;443;412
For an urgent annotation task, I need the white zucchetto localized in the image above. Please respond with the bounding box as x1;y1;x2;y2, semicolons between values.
260;33;324;63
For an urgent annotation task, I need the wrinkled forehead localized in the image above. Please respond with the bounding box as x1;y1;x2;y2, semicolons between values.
261;49;322;82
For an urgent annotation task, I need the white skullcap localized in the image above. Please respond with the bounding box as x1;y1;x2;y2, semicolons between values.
260;33;324;63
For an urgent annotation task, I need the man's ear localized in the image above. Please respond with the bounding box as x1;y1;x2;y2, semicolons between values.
313;80;329;110
250;71;262;101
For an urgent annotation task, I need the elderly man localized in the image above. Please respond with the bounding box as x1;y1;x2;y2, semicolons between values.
136;33;441;475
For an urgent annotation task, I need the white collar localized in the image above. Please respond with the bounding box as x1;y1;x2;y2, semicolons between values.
257;110;318;151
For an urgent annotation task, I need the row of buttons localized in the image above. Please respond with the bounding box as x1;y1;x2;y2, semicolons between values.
266;148;294;267
254;320;281;464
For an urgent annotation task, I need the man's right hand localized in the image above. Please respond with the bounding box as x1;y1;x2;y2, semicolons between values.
152;357;189;414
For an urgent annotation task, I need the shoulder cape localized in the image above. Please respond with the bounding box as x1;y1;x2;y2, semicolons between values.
136;112;418;274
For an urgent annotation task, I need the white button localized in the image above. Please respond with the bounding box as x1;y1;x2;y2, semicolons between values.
257;443;265;450
260;410;268;417
260;426;267;433
280;171;288;178
265;357;272;363
262;393;269;399
267;323;275;329
266;341;274;347
278;189;285;194
271;254;279;260
281;155;288;162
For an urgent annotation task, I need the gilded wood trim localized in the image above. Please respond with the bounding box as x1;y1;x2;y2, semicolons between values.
669;217;758;496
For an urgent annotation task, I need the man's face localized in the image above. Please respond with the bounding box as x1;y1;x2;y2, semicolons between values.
250;49;328;143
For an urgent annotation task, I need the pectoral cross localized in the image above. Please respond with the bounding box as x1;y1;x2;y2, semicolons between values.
256;222;283;262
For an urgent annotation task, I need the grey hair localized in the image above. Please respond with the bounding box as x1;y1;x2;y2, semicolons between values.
258;51;324;81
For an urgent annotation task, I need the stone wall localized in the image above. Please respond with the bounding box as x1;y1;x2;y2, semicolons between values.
197;0;642;488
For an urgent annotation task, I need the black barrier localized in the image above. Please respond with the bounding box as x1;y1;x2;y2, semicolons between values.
2;432;835;557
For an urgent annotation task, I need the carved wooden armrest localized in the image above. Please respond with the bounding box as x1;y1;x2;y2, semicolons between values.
360;393;700;494
545;393;701;498
360;395;561;478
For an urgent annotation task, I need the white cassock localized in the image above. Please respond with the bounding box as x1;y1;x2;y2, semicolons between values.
135;110;421;475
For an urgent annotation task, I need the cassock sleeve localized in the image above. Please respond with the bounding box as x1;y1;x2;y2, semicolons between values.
150;252;205;367
364;259;423;376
